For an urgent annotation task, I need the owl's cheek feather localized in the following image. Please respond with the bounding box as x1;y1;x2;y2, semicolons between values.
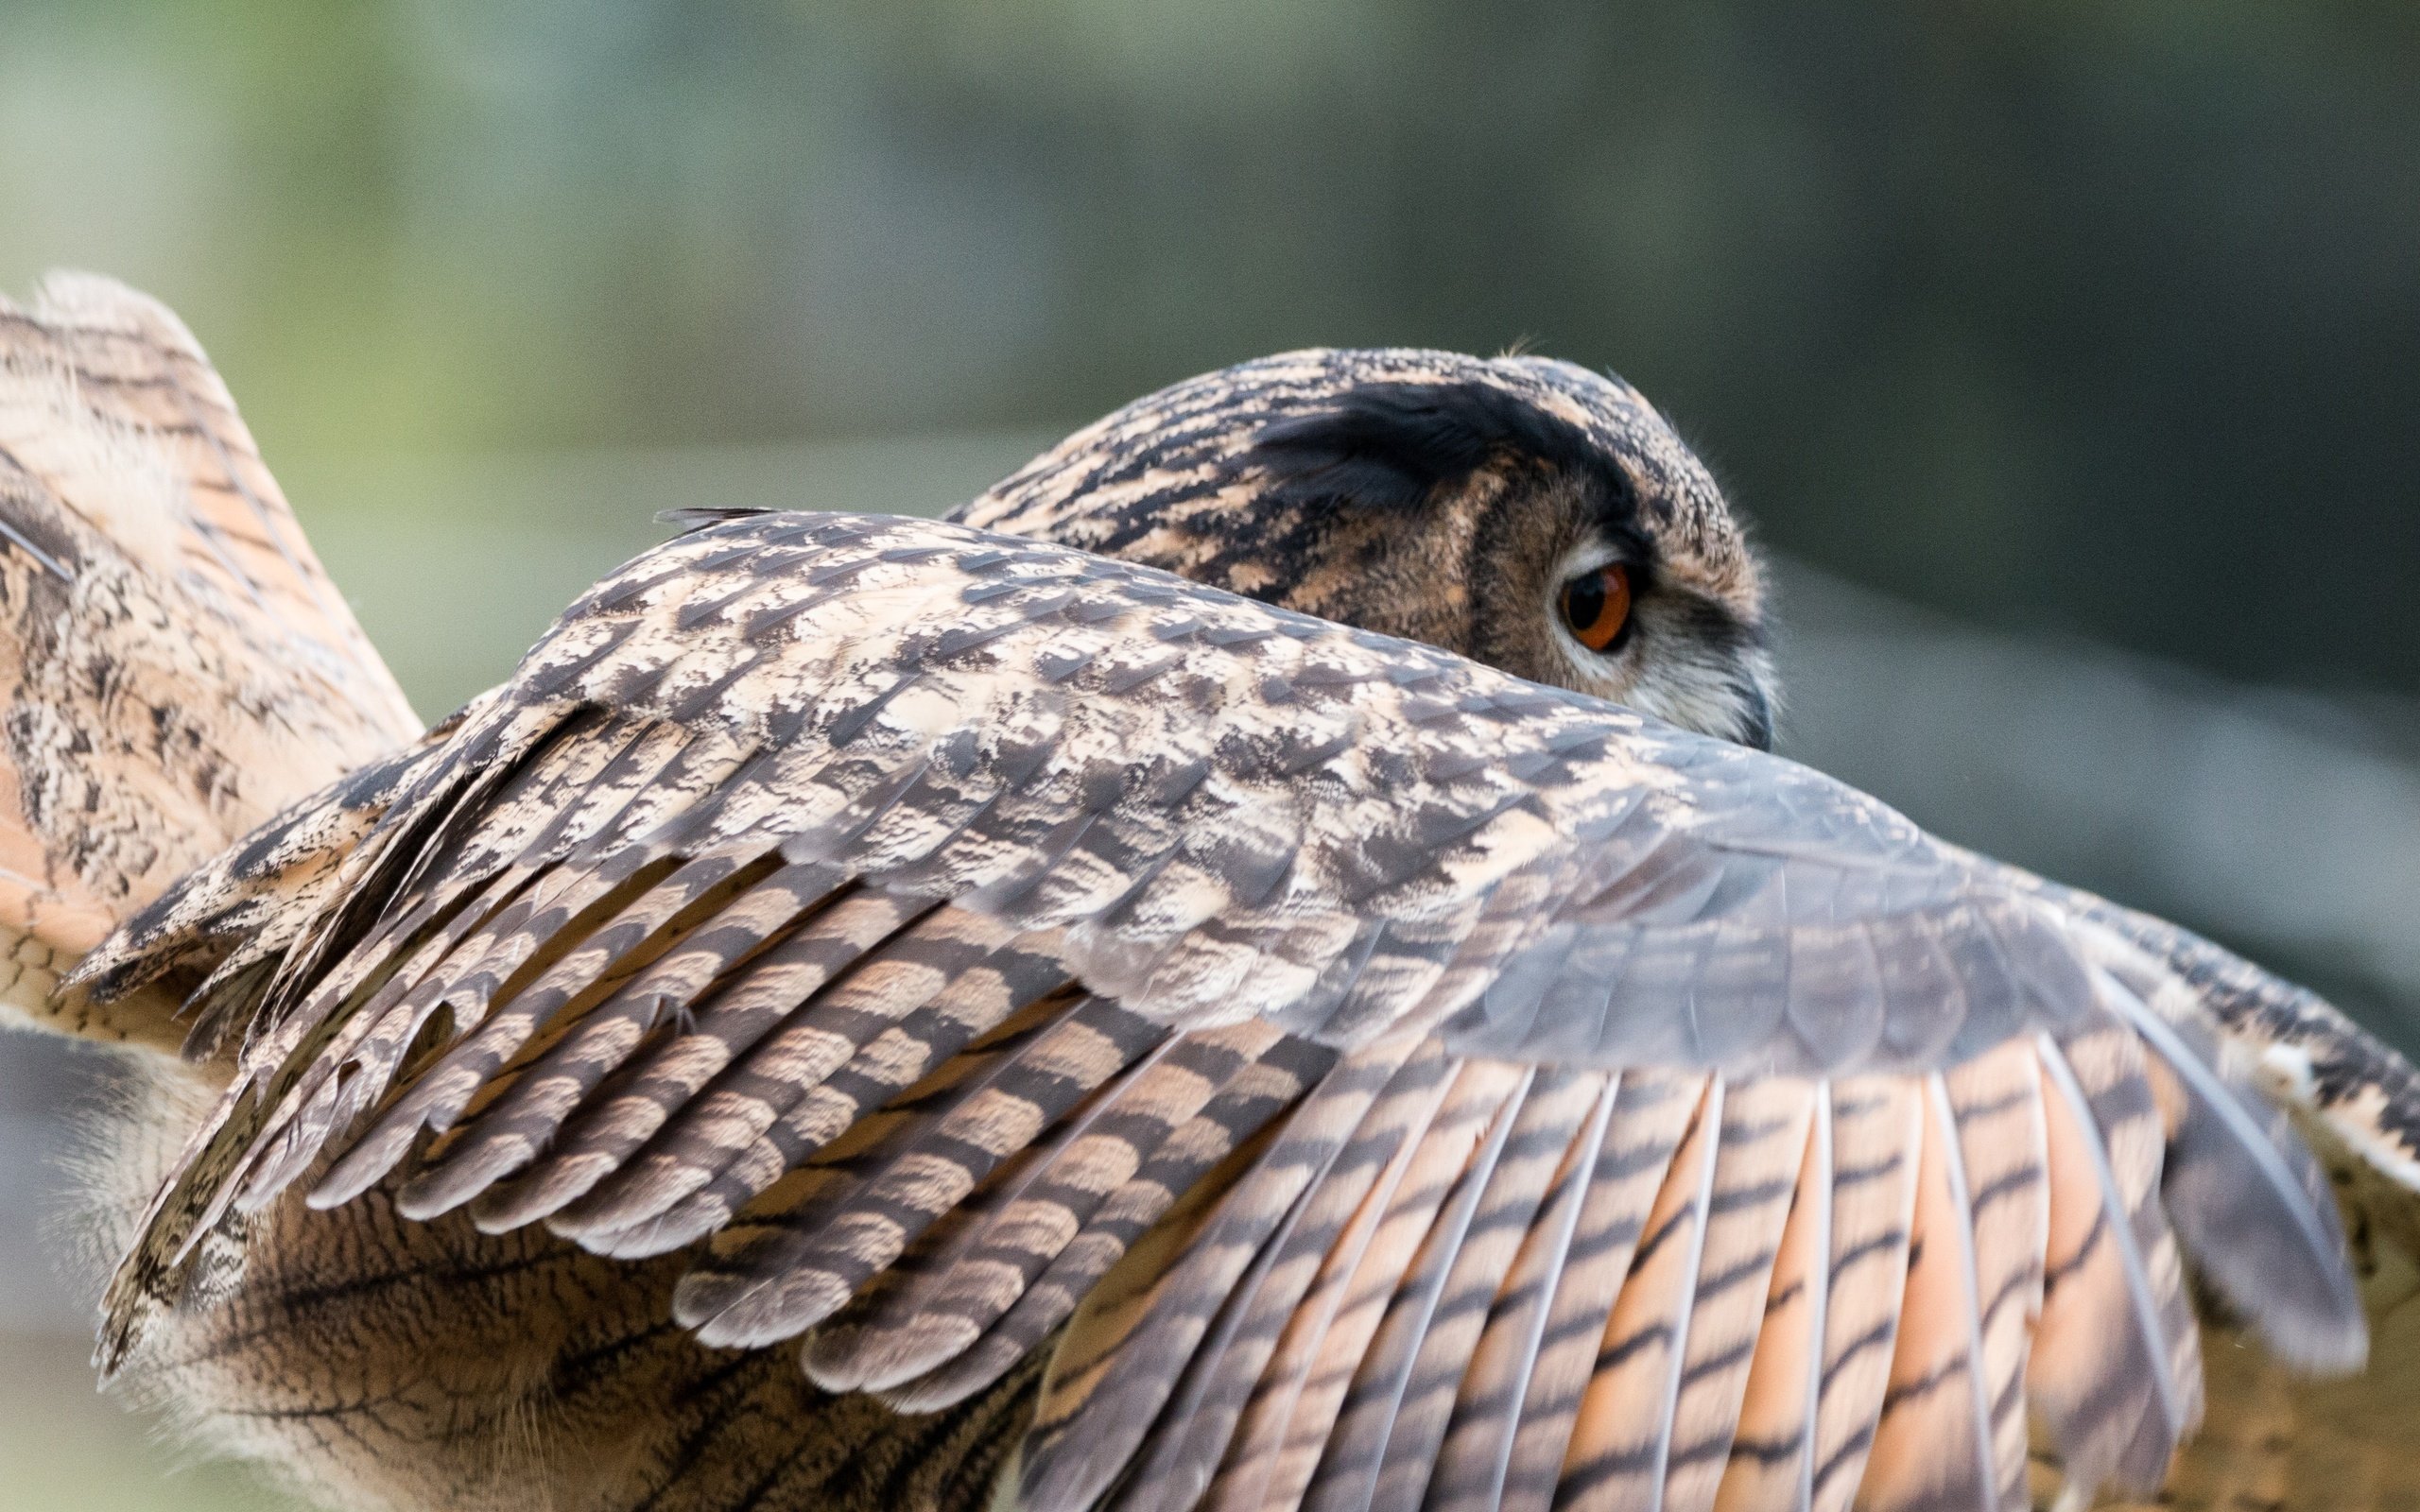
1617;658;1777;752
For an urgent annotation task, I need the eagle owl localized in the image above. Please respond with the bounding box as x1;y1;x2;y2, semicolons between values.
2;274;2416;1512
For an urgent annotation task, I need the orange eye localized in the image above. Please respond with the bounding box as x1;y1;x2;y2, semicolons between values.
1558;563;1633;652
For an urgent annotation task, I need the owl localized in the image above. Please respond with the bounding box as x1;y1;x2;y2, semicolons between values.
3;273;2414;1512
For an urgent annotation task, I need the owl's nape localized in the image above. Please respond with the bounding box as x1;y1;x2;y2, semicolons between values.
955;349;1779;749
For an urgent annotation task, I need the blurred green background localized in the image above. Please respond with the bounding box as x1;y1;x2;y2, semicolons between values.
2;2;2417;1507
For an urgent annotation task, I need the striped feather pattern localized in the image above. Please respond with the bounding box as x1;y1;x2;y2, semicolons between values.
1496;1070;1707;1512
1808;1078;1926;1512
808;1019;1291;1393
0;274;419;1052
873;1033;1340;1411
560;914;1071;1254
1203;1060;1531;1512
1707;1090;1833;1512
997;1044;2193;1512
679;996;1173;1345
1322;1067;1591;1512
1113;1042;1466;1512
473;886;938;1230
67;507;2377;1512
1024;1036;1433;1512
1419;1071;1655;1512
1416;1072;1616;1512
1940;1044;2048;1509
2028;1021;2200;1499
1555;1074;1725;1507
1854;1074;1996;1512
1662;1079;1820;1512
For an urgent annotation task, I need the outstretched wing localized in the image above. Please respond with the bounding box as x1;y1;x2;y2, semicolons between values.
0;272;420;1050
82;510;2363;1512
2067;908;2420;1512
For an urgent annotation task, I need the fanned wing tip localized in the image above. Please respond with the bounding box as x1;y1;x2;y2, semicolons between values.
0;272;423;1053
2030;1022;2198;1500
2095;970;2367;1374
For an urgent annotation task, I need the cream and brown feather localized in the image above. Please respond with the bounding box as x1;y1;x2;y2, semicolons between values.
55;505;2383;1512
5;286;2419;1512
0;272;419;1051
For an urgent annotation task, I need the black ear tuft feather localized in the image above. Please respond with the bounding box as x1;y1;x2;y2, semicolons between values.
1247;380;1616;513
659;507;776;536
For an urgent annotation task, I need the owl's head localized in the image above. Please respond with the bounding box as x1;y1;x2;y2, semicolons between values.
958;348;1775;749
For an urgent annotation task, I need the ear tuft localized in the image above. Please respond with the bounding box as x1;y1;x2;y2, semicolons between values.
658;507;776;536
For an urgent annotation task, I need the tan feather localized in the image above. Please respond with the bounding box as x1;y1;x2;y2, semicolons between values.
1417;1070;1620;1512
1428;1066;1701;1512
1709;1088;1832;1512
1661;1078;1819;1512
2025;1021;2199;1502
1205;1060;1530;1512
1021;1034;1429;1512
1807;1078;1925;1512
877;1031;1338;1411
425;859;853;1219
812;1019;1290;1394
0;275;416;1048
1320;1067;1599;1512
562;924;1080;1256
1855;1074;1994;1512
1109;1041;1464;1512
472;882;915;1229
680;996;1172;1347
1940;1042;2048;1509
1556;1074;1724;1507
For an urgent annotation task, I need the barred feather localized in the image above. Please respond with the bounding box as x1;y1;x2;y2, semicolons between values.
1556;1074;1724;1508
1708;1090;1833;1512
1663;1079;1820;1512
1321;1068;1596;1512
1419;1071;1621;1512
62;507;2380;1512
1024;1036;1429;1512
1204;1060;1531;1512
2028;1022;2199;1500
813;1020;1290;1393
880;1033;1340;1412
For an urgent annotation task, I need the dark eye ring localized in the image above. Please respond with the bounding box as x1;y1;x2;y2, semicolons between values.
1558;562;1634;653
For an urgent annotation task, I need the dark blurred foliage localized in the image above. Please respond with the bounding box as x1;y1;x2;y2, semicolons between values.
3;0;2415;692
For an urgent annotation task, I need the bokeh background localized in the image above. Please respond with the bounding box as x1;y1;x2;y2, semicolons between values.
4;3;2418;1507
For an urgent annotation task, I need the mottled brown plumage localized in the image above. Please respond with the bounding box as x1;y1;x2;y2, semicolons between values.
0;273;418;1049
4;276;2419;1512
960;350;1774;748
